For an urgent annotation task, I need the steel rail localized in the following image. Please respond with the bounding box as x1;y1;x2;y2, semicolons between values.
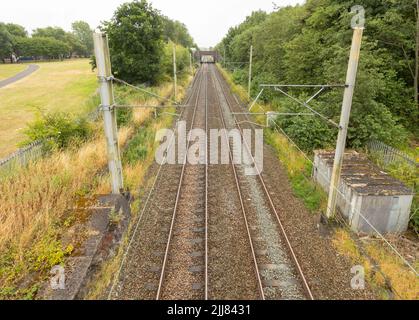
204;65;209;301
156;65;208;300
115;104;193;109
209;67;266;300
107;67;203;300
212;65;315;300
260;84;347;88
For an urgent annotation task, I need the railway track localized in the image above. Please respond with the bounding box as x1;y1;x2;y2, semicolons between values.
210;64;314;300
206;67;262;300
156;64;209;299
109;67;205;300
110;64;313;300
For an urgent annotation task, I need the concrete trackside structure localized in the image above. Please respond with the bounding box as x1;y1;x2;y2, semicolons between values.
313;150;413;234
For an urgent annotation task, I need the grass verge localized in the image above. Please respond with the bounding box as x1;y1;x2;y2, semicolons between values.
0;64;27;81
0;59;97;157
0;71;193;299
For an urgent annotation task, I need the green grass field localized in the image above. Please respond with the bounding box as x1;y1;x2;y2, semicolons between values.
0;64;27;81
0;59;97;157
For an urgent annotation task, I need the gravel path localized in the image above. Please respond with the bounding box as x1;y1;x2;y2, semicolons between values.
0;64;39;88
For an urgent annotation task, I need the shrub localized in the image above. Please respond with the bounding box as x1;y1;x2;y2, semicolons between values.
22;112;93;151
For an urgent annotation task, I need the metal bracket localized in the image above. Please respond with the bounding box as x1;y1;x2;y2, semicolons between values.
115;104;192;109
98;104;116;111
97;75;115;83
249;88;265;111
258;84;345;128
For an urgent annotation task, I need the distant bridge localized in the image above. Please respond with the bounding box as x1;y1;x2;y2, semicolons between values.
194;50;221;63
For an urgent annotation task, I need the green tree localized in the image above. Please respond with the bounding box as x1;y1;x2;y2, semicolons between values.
161;41;190;81
217;0;417;149
15;37;70;59
101;0;164;84
32;26;67;41
64;32;86;56
0;23;13;61
71;21;94;56
32;26;88;57
5;23;27;38
161;17;195;48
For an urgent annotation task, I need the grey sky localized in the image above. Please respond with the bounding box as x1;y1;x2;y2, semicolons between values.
0;0;303;47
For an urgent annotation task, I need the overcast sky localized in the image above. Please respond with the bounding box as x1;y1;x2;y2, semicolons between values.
0;0;304;47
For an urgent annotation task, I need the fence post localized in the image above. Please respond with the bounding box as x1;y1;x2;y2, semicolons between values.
326;27;363;219
93;33;124;194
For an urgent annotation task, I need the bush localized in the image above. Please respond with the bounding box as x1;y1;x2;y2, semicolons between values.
22;112;93;151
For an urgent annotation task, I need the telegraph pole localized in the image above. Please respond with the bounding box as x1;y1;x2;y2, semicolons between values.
173;43;177;101
248;45;253;99
93;33;124;194
326;27;363;218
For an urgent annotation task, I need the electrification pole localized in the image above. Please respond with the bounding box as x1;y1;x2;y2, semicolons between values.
190;51;193;75
248;45;253;99
326;27;363;218
93;33;124;194
173;43;177;101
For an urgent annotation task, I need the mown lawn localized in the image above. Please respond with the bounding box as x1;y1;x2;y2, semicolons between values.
0;64;27;81
0;59;97;157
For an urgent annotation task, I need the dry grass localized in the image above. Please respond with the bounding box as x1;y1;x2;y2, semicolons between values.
0;125;132;252
332;229;419;300
364;242;419;300
333;229;363;262
0;64;27;81
0;71;192;298
0;59;96;157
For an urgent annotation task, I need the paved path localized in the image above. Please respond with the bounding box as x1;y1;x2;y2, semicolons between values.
0;64;39;88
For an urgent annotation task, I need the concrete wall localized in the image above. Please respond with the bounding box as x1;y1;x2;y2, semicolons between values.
350;195;412;234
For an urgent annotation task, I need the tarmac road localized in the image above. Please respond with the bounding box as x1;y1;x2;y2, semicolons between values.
0;64;39;88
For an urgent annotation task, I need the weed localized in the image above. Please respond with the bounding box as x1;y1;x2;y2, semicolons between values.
109;208;123;225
